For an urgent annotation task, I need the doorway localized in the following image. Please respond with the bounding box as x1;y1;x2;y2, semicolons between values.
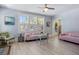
53;18;62;37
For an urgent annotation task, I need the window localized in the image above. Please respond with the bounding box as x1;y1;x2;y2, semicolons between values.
19;16;29;24
19;16;44;33
33;17;38;24
19;16;29;32
30;16;38;24
29;16;44;32
37;17;44;25
29;16;44;25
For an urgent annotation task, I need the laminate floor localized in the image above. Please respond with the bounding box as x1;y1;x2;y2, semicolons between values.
10;37;79;55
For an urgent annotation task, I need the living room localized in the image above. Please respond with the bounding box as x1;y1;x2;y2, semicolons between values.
0;4;79;55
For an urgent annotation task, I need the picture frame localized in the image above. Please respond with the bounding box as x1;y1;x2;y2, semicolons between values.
5;16;15;25
46;21;50;27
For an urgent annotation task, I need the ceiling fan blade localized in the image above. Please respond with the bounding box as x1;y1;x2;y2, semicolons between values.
48;7;55;10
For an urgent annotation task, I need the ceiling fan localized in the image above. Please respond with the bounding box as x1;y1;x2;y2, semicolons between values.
39;4;55;12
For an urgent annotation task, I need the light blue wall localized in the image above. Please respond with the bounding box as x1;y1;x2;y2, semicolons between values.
61;8;79;32
0;8;52;38
53;8;79;33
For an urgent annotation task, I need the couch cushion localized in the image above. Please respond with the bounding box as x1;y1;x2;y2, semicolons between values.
60;32;70;36
71;33;79;37
0;32;10;38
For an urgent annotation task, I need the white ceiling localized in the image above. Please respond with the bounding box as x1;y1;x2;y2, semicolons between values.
1;4;79;16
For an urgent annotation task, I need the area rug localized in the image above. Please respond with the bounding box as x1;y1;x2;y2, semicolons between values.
0;46;10;55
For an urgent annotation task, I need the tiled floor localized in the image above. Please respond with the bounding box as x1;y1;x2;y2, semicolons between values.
10;37;79;55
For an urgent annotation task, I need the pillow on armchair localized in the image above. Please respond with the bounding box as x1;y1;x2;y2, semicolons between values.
0;32;10;38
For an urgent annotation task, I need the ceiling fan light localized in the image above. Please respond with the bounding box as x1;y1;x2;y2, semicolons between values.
43;8;48;12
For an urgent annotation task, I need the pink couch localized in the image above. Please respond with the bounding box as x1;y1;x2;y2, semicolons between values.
24;32;47;41
59;32;79;44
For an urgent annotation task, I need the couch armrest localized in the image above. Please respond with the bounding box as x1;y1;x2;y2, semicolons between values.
5;36;15;41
